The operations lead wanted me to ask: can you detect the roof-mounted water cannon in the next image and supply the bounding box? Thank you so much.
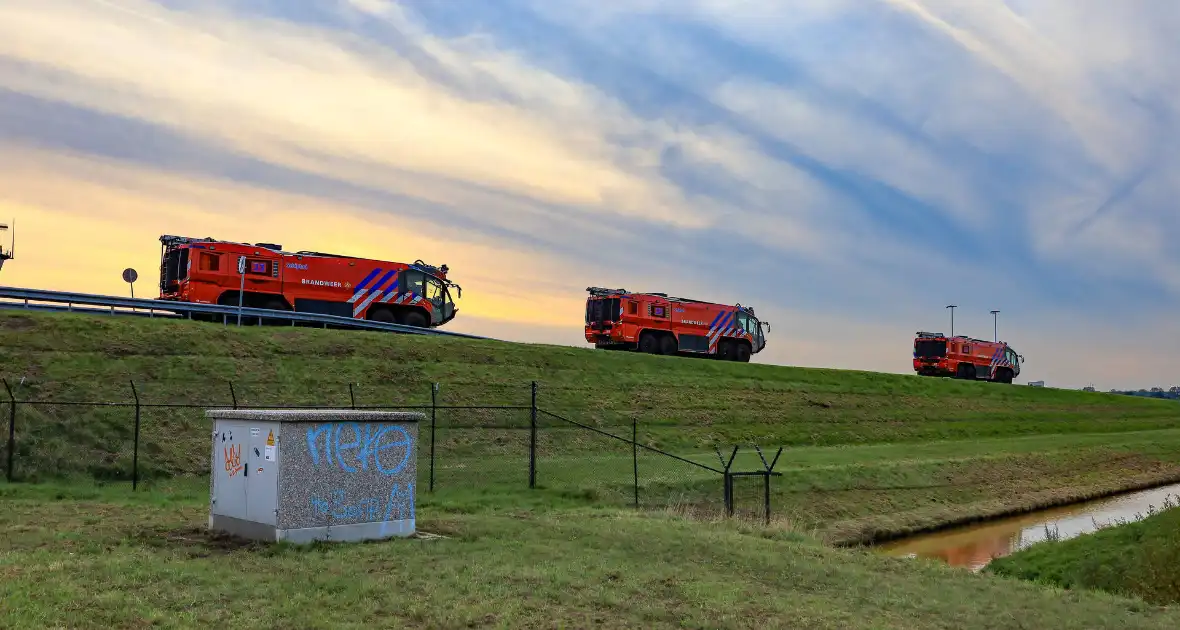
[587,287,630,297]
[412,259,448,277]
[412,259,461,298]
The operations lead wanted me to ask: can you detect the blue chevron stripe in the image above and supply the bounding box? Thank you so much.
[354,268,383,292]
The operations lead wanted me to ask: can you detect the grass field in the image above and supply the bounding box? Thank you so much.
[4,482,1180,629]
[6,310,1180,626]
[5,309,1180,546]
[987,498,1180,606]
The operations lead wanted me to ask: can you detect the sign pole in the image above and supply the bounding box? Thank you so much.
[237,256,246,326]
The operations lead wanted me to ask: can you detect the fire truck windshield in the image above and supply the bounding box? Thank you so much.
[425,275,456,324]
[159,245,189,293]
[915,339,947,358]
[736,311,766,352]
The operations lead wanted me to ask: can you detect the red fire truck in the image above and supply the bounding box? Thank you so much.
[158,235,461,328]
[584,287,769,362]
[912,331,1023,383]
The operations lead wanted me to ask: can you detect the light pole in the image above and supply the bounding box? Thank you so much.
[946,305,957,338]
[990,310,1000,342]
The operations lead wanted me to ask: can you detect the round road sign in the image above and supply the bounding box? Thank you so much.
[122,268,139,284]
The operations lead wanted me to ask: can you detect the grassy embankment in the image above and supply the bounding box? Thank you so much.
[987,498,1180,606]
[5,311,1180,626]
[4,310,1180,545]
[3,482,1180,629]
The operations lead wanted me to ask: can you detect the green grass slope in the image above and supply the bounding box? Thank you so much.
[3,482,1180,630]
[4,310,1180,543]
[987,498,1180,605]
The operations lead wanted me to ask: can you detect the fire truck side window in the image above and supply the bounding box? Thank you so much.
[402,270,426,297]
[629,301,638,315]
[198,252,220,272]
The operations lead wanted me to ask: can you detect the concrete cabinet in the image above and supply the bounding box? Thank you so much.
[208,409,422,543]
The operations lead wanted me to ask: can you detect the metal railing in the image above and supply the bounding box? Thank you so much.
[0,286,488,339]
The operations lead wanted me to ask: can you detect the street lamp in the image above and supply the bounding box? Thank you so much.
[946,305,957,338]
[990,310,1000,342]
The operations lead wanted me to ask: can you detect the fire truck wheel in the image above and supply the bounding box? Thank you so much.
[368,308,395,323]
[639,332,660,354]
[735,342,752,363]
[659,335,678,355]
[403,310,429,328]
[262,299,286,312]
[717,341,735,361]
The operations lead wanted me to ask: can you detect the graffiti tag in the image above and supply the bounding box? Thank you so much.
[305,423,412,475]
[308,484,415,524]
[224,443,242,477]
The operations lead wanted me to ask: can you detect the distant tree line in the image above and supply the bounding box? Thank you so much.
[1110,386,1180,401]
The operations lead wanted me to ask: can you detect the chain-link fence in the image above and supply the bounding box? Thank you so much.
[1,378,784,522]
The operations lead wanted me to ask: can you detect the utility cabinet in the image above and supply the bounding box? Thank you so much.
[207,409,422,543]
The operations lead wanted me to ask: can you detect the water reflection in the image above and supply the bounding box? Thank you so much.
[876,482,1180,572]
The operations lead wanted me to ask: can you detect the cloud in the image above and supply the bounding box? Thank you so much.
[0,0,710,228]
[0,0,1177,390]
[0,147,591,331]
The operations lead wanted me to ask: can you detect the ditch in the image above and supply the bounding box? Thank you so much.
[875,481,1180,571]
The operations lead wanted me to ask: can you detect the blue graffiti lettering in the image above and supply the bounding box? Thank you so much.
[334,424,360,473]
[382,482,415,522]
[375,428,412,475]
[305,423,412,475]
[309,484,415,524]
[306,424,333,466]
[308,489,383,522]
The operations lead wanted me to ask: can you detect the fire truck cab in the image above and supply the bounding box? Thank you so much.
[913,331,1022,383]
[584,287,769,362]
[158,235,461,328]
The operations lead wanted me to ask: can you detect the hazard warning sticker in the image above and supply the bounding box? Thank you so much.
[264,429,277,461]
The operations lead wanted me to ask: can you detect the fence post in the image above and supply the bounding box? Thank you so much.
[529,381,537,490]
[130,380,141,491]
[763,473,770,526]
[228,381,238,409]
[429,382,438,493]
[632,416,639,508]
[763,447,783,526]
[349,383,357,409]
[3,378,14,483]
[716,446,738,517]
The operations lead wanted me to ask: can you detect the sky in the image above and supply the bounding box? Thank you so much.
[0,0,1177,390]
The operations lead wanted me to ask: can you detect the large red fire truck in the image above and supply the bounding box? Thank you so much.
[158,235,461,328]
[912,331,1023,383]
[584,287,769,362]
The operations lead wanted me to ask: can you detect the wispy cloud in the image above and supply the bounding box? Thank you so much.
[0,0,1177,389]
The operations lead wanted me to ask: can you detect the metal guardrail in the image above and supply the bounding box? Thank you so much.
[0,286,488,339]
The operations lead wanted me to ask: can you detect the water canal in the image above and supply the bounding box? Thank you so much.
[876,482,1180,572]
